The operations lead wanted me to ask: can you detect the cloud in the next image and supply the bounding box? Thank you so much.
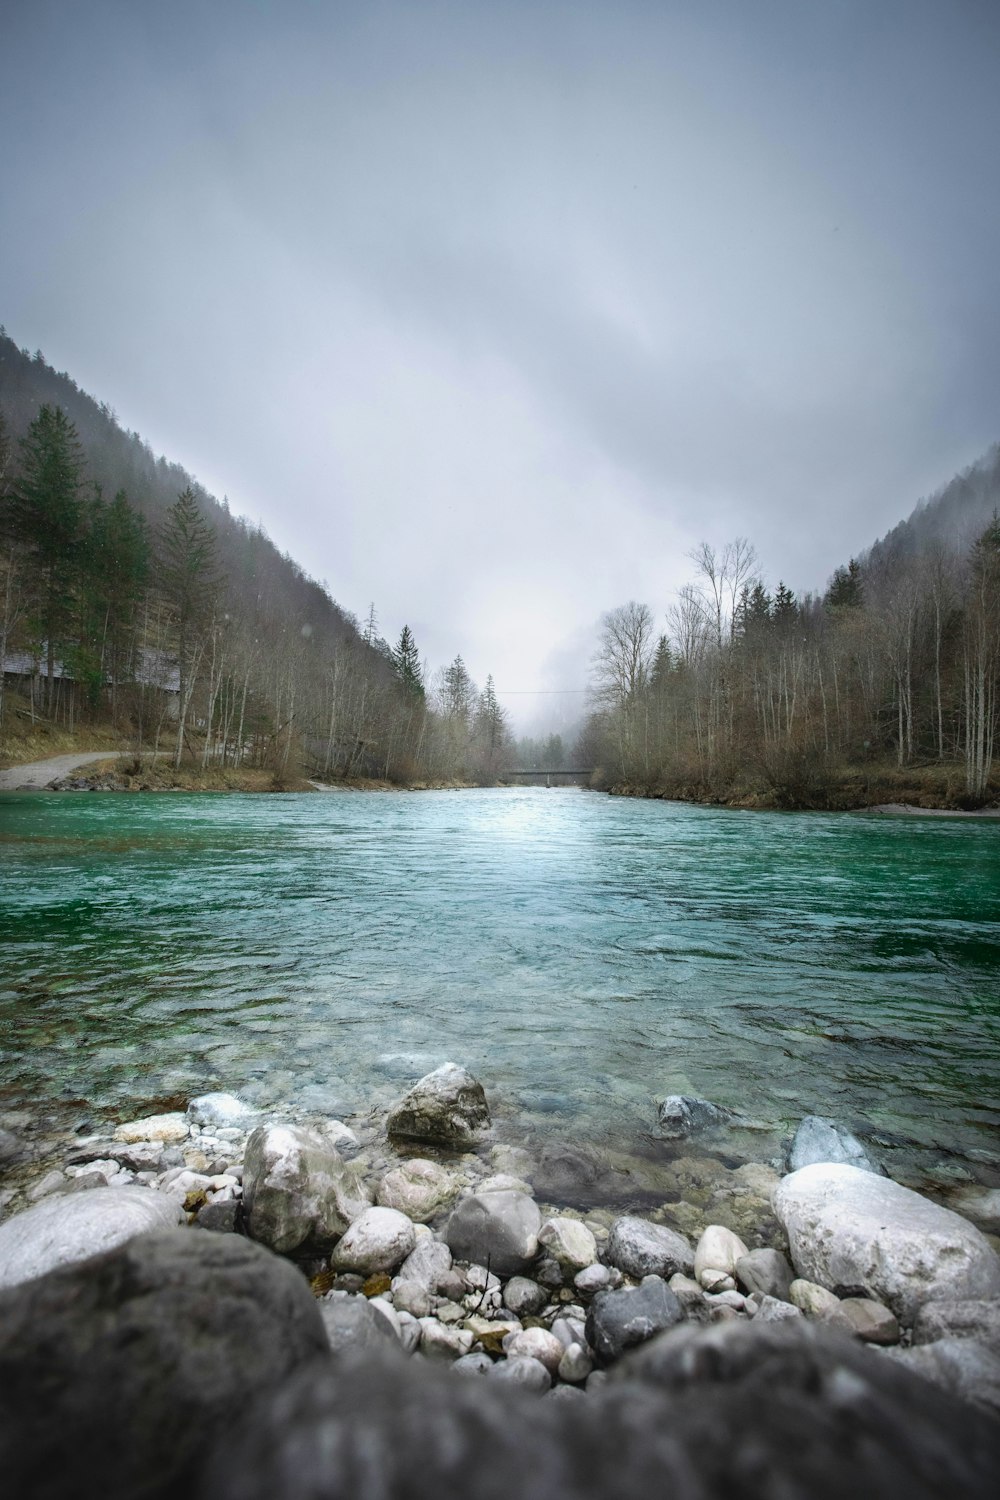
[2,0,998,726]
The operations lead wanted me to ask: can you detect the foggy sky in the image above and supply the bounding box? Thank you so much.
[3,0,999,731]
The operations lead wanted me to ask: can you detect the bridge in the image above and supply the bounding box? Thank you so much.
[498,767,594,787]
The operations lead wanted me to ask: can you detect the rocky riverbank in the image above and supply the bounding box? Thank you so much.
[1,1064,998,1498]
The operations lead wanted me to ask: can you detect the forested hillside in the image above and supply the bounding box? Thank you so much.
[583,451,1000,807]
[0,331,511,782]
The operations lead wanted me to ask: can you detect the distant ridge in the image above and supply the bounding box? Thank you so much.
[863,441,1000,573]
[0,328,361,649]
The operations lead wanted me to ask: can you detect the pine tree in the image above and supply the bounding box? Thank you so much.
[472,673,510,779]
[826,558,863,609]
[82,488,150,716]
[392,624,424,698]
[11,405,86,710]
[159,488,219,765]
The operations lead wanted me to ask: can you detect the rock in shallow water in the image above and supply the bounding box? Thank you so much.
[774,1163,1000,1324]
[787,1116,882,1175]
[386,1063,490,1147]
[657,1094,730,1138]
[0,1186,184,1289]
[186,1093,256,1128]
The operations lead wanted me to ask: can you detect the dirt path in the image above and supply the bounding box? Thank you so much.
[0,751,123,791]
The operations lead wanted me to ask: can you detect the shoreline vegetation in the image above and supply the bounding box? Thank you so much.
[1,734,998,812]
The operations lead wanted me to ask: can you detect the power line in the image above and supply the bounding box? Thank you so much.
[494,687,590,695]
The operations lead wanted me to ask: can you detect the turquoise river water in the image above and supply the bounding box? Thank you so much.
[0,787,997,1189]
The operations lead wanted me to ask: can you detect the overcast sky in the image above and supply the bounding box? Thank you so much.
[2,0,998,730]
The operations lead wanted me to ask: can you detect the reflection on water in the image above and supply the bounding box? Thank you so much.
[0,788,997,1184]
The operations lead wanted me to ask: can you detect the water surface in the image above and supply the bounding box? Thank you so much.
[1,788,997,1186]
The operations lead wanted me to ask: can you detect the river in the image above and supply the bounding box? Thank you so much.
[0,787,997,1192]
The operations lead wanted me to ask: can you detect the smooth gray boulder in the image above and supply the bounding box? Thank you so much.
[0,1229,329,1500]
[912,1298,1000,1353]
[396,1236,453,1292]
[883,1338,1000,1415]
[242,1123,371,1254]
[445,1189,541,1277]
[605,1215,694,1279]
[489,1354,552,1390]
[386,1063,490,1147]
[657,1094,730,1138]
[330,1207,416,1274]
[200,1322,1000,1500]
[586,1277,685,1365]
[319,1293,400,1355]
[839,1297,900,1344]
[504,1274,548,1317]
[736,1248,794,1302]
[775,1163,1000,1324]
[0,1186,184,1289]
[787,1115,882,1174]
[755,1294,804,1323]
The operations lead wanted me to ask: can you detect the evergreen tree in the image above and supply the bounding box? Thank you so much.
[826,558,863,609]
[83,488,150,715]
[472,674,510,779]
[392,624,424,698]
[10,405,85,708]
[650,633,674,688]
[159,487,219,765]
[772,581,798,630]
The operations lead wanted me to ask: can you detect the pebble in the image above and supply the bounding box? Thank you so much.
[840,1297,900,1345]
[505,1327,564,1372]
[452,1352,495,1376]
[574,1263,612,1294]
[418,1319,474,1361]
[557,1343,593,1383]
[504,1276,548,1318]
[488,1355,551,1391]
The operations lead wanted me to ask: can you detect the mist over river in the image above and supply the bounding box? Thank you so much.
[1,788,997,1191]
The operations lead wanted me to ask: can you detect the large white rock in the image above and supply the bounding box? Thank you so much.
[242,1124,372,1255]
[376,1160,460,1223]
[775,1163,1000,1324]
[694,1225,749,1281]
[0,1187,184,1289]
[113,1113,189,1145]
[330,1207,416,1274]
